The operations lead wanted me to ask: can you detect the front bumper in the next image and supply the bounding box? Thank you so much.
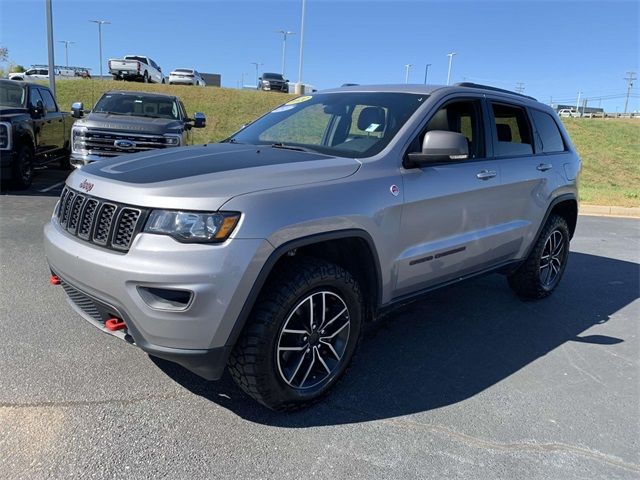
[44,216,273,379]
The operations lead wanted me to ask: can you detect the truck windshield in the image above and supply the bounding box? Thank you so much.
[263,73,284,80]
[0,82,26,107]
[227,92,426,158]
[93,93,179,119]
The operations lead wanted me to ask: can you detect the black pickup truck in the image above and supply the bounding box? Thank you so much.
[0,79,72,188]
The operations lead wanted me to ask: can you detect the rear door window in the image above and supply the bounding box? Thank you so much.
[490,102,533,157]
[531,110,565,153]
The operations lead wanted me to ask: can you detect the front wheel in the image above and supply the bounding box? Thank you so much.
[11,144,34,189]
[228,258,363,410]
[508,214,570,299]
[143,71,149,83]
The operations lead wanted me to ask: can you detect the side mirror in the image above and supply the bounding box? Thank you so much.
[405,130,469,168]
[192,112,206,128]
[258,77,262,81]
[285,79,290,82]
[31,99,45,117]
[71,101,84,118]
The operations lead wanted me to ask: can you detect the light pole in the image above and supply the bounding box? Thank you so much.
[576,91,582,112]
[277,30,294,77]
[297,0,307,93]
[240,72,247,89]
[423,63,431,84]
[446,52,456,85]
[404,64,412,84]
[251,62,263,86]
[45,0,55,95]
[89,19,110,80]
[58,40,75,67]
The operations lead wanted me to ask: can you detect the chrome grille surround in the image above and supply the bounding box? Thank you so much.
[56,187,148,252]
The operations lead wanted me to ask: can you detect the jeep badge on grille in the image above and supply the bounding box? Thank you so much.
[79,179,94,192]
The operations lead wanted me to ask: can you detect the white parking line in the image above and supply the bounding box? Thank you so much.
[38,181,65,193]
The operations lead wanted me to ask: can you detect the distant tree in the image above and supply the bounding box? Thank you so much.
[0,46,8,63]
[10,64,25,73]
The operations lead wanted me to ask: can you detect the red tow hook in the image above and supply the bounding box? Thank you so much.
[50,275,61,285]
[105,318,127,332]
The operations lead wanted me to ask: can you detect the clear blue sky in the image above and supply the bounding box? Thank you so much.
[1,0,638,112]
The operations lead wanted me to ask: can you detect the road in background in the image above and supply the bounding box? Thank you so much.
[0,190,638,479]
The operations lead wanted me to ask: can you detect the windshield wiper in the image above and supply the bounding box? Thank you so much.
[270,142,313,153]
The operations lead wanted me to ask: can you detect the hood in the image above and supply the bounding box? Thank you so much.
[76,112,183,135]
[66,143,361,211]
[0,107,29,121]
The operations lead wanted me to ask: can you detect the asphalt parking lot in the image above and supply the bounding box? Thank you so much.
[1,167,638,479]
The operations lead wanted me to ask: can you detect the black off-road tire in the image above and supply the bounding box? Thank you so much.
[228,258,363,411]
[11,144,34,190]
[508,214,570,299]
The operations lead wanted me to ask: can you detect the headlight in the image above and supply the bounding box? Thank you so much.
[164,134,181,146]
[0,122,11,150]
[71,126,87,154]
[144,210,240,243]
[262,80,270,85]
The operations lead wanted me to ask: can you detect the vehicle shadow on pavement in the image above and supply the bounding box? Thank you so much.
[152,251,638,426]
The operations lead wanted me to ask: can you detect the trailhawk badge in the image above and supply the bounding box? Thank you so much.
[79,179,94,192]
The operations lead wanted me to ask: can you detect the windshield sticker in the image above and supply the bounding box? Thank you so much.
[285,95,313,105]
[271,105,295,113]
[365,123,380,132]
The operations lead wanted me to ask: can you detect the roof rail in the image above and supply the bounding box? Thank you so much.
[454,82,537,101]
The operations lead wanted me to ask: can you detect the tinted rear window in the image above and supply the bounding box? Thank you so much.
[531,110,565,153]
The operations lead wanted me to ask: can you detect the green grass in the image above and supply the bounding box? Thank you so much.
[51,80,640,207]
[53,79,295,144]
[562,118,640,207]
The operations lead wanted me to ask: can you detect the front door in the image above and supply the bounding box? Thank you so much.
[394,97,514,298]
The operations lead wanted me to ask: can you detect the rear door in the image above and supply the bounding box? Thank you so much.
[491,101,573,255]
[486,100,558,258]
[395,96,514,297]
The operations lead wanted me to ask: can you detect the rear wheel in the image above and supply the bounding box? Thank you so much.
[11,144,34,190]
[508,214,570,299]
[228,258,363,410]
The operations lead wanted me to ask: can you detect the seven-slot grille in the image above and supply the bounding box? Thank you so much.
[57,187,147,252]
[74,129,172,156]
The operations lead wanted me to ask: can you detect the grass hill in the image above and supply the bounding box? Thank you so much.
[53,80,639,207]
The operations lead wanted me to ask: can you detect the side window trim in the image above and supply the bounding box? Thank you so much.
[486,98,536,159]
[38,88,58,112]
[402,94,488,164]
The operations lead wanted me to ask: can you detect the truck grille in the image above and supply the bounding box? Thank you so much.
[74,129,174,157]
[57,187,148,252]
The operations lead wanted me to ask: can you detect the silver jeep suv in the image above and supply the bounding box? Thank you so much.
[44,83,580,410]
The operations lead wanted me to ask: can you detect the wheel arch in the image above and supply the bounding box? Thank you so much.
[225,229,383,351]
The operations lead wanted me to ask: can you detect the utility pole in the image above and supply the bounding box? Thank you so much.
[423,63,431,85]
[89,20,110,80]
[251,62,262,86]
[446,52,456,85]
[623,71,636,114]
[297,0,307,94]
[45,0,55,95]
[240,72,247,89]
[576,91,582,112]
[277,30,294,77]
[515,82,525,94]
[58,40,75,67]
[404,64,412,84]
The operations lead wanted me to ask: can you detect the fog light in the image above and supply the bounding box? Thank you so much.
[137,286,193,311]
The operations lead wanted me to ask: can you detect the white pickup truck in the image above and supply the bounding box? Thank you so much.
[108,55,164,83]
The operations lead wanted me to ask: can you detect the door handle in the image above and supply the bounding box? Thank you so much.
[537,163,553,172]
[476,170,497,180]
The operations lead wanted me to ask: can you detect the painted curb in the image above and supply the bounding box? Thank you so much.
[580,204,640,218]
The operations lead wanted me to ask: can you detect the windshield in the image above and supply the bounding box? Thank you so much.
[93,93,179,119]
[0,83,26,107]
[227,92,426,158]
[263,73,284,80]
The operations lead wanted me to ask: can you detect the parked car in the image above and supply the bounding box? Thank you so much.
[0,79,71,188]
[109,55,164,83]
[558,109,581,118]
[8,66,89,81]
[44,83,580,410]
[168,68,205,86]
[68,90,205,167]
[258,72,289,92]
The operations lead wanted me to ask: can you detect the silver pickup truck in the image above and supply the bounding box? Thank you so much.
[44,83,580,410]
[69,90,205,167]
[108,55,164,83]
